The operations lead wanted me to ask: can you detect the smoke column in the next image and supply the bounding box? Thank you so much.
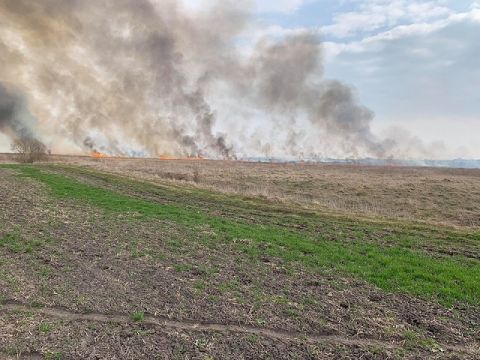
[0,0,429,159]
[0,82,39,141]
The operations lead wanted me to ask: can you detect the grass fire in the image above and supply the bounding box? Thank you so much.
[0,1,479,359]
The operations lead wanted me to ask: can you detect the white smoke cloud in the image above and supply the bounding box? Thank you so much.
[0,0,449,159]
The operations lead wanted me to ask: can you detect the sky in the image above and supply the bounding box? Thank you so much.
[251,0,480,158]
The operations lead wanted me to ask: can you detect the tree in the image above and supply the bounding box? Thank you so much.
[11,136,47,163]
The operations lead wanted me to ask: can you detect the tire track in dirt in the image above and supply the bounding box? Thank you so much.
[1,302,478,354]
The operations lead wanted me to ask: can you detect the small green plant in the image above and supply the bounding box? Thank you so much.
[402,330,422,349]
[174,264,191,272]
[367,345,385,355]
[44,350,63,360]
[283,308,299,318]
[194,338,210,351]
[38,266,52,277]
[131,311,145,322]
[38,322,51,333]
[0,270,18,285]
[0,233,23,253]
[20,311,34,318]
[255,318,266,326]
[218,280,240,293]
[246,334,259,344]
[193,280,206,291]
[4,346,19,356]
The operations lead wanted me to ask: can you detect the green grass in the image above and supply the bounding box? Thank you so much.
[0,233,51,254]
[0,233,24,253]
[193,280,206,291]
[4,346,21,357]
[5,165,480,307]
[41,164,480,257]
[131,311,145,322]
[44,350,63,360]
[38,322,52,333]
[38,266,52,278]
[174,264,193,272]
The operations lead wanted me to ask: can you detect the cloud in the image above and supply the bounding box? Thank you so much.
[255,0,312,14]
[182,0,313,15]
[323,7,480,58]
[323,6,480,157]
[321,0,452,38]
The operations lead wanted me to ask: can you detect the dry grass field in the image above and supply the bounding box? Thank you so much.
[1,155,479,359]
[47,155,480,229]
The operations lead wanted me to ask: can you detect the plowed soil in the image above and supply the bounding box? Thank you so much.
[1,164,479,359]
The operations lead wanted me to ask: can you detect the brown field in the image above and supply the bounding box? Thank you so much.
[40,154,480,229]
[1,155,479,359]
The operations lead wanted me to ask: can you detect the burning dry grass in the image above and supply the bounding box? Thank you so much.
[8,154,480,229]
[90,151,109,159]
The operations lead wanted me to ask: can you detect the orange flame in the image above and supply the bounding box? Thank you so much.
[90,151,108,159]
[159,155,178,160]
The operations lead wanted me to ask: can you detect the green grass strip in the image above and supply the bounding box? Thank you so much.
[9,165,480,307]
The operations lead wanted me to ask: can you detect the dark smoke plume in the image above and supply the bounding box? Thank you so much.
[0,0,425,159]
[0,84,18,135]
[0,82,38,141]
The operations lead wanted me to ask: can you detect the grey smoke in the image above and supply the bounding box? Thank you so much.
[242,33,388,157]
[0,84,17,134]
[0,82,37,141]
[0,0,422,159]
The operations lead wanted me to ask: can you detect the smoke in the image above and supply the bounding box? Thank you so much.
[0,82,39,141]
[0,0,431,159]
[0,84,19,135]
[242,33,387,157]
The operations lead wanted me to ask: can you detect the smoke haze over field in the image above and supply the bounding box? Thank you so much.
[0,0,452,159]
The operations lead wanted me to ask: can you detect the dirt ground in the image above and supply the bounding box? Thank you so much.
[0,161,479,359]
